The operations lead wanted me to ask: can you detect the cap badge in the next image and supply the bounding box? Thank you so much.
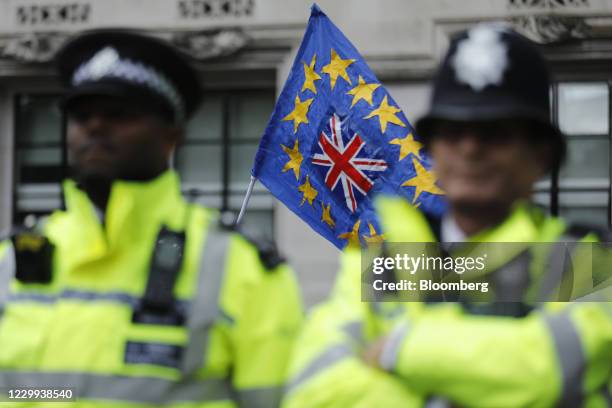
[87,47,120,80]
[452,25,508,92]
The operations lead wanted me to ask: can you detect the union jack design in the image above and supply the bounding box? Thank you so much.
[312,113,388,212]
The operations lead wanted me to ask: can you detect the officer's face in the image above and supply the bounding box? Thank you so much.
[66,96,181,182]
[429,120,549,211]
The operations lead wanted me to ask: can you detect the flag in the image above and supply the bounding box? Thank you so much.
[251,3,446,249]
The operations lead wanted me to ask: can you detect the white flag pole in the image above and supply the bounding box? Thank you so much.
[236,176,257,225]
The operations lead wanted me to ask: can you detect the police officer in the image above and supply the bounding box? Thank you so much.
[0,29,302,407]
[282,25,611,407]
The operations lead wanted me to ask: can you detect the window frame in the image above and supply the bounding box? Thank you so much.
[545,79,612,227]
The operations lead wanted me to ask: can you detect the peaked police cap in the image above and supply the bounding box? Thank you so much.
[56,29,202,123]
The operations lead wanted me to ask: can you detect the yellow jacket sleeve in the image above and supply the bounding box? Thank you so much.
[282,248,423,408]
[378,239,612,407]
[382,302,612,407]
[224,234,304,407]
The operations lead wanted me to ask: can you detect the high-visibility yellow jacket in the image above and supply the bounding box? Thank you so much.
[0,170,303,408]
[283,197,611,408]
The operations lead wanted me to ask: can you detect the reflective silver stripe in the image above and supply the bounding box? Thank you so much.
[8,292,55,303]
[491,249,531,302]
[370,301,384,315]
[0,371,231,404]
[7,289,190,312]
[379,322,410,372]
[544,312,585,407]
[62,289,140,306]
[369,301,404,318]
[340,321,363,345]
[424,397,452,408]
[602,386,612,406]
[538,241,578,301]
[286,344,352,394]
[181,224,230,376]
[236,386,284,408]
[0,245,15,317]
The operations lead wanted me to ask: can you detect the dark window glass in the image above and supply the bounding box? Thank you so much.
[542,81,611,227]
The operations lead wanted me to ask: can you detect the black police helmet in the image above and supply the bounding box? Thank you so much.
[415,24,565,169]
[56,29,203,123]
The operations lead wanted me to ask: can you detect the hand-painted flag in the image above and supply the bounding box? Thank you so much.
[251,3,446,249]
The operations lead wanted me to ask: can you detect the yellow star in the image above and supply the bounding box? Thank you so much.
[302,54,322,94]
[322,49,355,90]
[338,219,361,247]
[347,75,380,108]
[283,95,314,133]
[401,157,445,203]
[363,223,385,244]
[321,202,335,229]
[281,139,303,180]
[389,132,423,161]
[364,95,406,134]
[298,175,318,206]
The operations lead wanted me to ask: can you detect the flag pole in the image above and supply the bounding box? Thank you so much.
[236,176,257,225]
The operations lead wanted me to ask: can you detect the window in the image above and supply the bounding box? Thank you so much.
[12,89,277,237]
[175,89,276,238]
[13,93,66,223]
[533,81,611,227]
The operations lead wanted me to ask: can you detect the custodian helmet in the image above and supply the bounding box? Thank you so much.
[415,24,565,167]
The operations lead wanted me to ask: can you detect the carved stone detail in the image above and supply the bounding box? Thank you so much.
[16,3,90,26]
[0,33,67,63]
[172,29,250,59]
[511,15,590,43]
[508,0,588,9]
[178,0,254,19]
[0,28,250,64]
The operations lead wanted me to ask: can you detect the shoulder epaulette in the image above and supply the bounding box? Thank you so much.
[217,214,285,271]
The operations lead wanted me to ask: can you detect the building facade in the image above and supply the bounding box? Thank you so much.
[1,0,611,306]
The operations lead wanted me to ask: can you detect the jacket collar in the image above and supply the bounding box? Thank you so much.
[378,195,559,243]
[467,201,540,243]
[55,170,188,264]
[377,196,566,265]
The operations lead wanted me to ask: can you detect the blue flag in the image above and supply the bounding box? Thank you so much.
[252,4,446,249]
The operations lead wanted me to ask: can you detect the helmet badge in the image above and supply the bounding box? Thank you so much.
[452,25,509,92]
